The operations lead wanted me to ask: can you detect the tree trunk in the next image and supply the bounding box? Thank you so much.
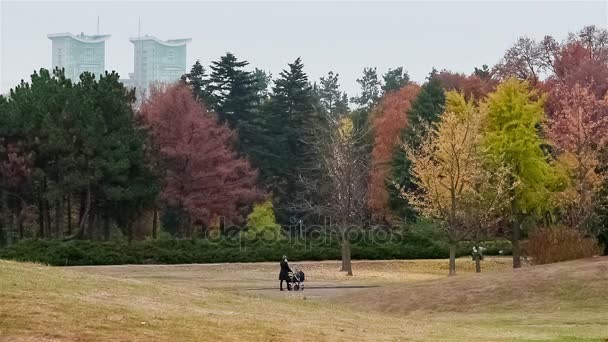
[448,243,457,276]
[103,211,111,241]
[152,207,158,239]
[44,199,52,239]
[75,183,91,240]
[473,242,482,273]
[512,220,522,269]
[66,196,72,236]
[340,242,347,271]
[16,200,24,240]
[38,198,44,238]
[0,189,8,247]
[55,198,64,239]
[127,224,134,245]
[341,241,353,276]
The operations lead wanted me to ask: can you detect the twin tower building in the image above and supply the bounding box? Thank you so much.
[47,31,191,93]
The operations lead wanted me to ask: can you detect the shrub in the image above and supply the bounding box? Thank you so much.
[524,226,601,265]
[246,200,281,236]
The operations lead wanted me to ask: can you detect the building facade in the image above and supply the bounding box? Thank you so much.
[47,32,110,81]
[129,35,191,92]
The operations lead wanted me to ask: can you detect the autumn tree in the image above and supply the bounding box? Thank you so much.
[368,84,419,221]
[405,91,510,275]
[549,84,608,230]
[139,84,261,235]
[493,36,559,84]
[483,78,557,268]
[436,69,498,102]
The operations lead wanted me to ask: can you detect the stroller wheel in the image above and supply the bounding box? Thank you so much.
[294,284,300,291]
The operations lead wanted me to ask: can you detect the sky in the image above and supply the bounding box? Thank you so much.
[1,0,607,97]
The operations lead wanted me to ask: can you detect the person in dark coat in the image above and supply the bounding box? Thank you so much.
[279,255,292,291]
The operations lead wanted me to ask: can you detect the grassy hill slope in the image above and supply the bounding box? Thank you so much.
[335,257,608,315]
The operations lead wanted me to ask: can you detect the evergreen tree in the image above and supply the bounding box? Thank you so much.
[474,64,492,79]
[183,60,213,105]
[207,53,259,128]
[205,53,267,162]
[262,58,322,222]
[382,67,410,94]
[0,68,159,240]
[351,67,380,113]
[317,71,349,118]
[389,70,446,221]
[252,68,272,104]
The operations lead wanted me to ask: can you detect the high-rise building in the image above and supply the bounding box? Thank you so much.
[47,32,110,81]
[129,35,191,92]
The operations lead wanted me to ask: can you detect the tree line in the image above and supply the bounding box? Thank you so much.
[0,25,607,274]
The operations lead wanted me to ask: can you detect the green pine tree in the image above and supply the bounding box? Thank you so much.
[183,60,213,105]
[382,67,410,94]
[261,58,323,222]
[207,53,259,128]
[317,71,349,118]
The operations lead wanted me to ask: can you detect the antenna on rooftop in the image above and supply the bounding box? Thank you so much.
[97,16,100,35]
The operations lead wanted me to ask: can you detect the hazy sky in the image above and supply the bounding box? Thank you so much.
[1,1,607,96]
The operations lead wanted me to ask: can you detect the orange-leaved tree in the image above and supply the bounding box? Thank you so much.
[368,84,419,220]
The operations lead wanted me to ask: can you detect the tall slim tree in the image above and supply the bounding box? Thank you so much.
[296,116,369,275]
[259,58,322,223]
[389,71,446,221]
[368,84,420,220]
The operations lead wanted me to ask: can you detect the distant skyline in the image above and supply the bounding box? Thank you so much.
[1,1,607,97]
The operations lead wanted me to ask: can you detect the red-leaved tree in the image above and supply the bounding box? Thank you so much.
[139,84,261,235]
[436,70,498,102]
[368,84,419,218]
[548,83,608,229]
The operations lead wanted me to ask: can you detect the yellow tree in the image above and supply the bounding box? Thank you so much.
[483,78,557,269]
[405,91,510,275]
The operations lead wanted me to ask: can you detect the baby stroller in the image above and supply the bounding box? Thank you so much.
[288,268,305,291]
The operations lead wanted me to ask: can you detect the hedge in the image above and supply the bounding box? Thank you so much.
[0,234,511,266]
